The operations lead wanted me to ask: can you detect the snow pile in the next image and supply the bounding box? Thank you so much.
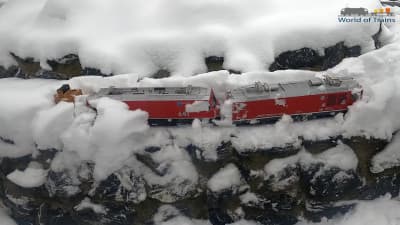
[74,197,107,214]
[371,132,400,173]
[0,0,381,76]
[0,78,58,157]
[6,162,48,188]
[297,195,400,225]
[32,101,74,150]
[139,144,199,203]
[208,163,242,193]
[61,97,149,180]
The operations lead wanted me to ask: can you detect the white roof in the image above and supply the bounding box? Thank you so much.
[229,76,361,101]
[88,86,212,101]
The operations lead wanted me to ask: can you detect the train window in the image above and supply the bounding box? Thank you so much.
[154,87,167,94]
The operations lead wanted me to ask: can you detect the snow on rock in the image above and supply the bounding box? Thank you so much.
[297,195,400,225]
[208,163,242,193]
[140,144,199,203]
[264,143,358,190]
[0,0,381,76]
[371,132,400,173]
[74,197,107,215]
[6,162,47,188]
[153,205,211,225]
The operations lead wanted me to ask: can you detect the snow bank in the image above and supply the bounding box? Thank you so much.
[297,195,400,225]
[208,163,242,192]
[6,162,47,188]
[0,0,381,76]
[0,78,59,157]
[371,132,400,173]
[62,97,149,180]
[32,101,74,150]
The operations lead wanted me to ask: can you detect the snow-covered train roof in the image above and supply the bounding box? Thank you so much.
[89,86,212,101]
[229,76,362,101]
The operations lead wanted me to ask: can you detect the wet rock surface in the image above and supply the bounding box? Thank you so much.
[0,136,397,225]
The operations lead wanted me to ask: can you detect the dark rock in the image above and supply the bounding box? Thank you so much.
[9,53,108,79]
[45,161,93,198]
[94,168,146,204]
[372,22,383,49]
[46,54,82,78]
[10,53,41,78]
[0,155,32,176]
[269,42,361,72]
[269,48,321,71]
[304,201,355,222]
[300,166,362,201]
[80,67,108,76]
[242,206,298,225]
[38,204,78,225]
[359,173,400,200]
[152,69,170,79]
[205,56,224,72]
[0,65,19,78]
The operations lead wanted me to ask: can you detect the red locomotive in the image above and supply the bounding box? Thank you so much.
[228,76,362,124]
[55,75,362,125]
[88,86,219,125]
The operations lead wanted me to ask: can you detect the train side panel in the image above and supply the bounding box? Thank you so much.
[124,99,218,119]
[232,91,354,122]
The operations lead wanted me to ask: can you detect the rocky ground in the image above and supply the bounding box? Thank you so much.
[0,135,399,225]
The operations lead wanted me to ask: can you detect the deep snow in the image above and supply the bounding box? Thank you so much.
[0,0,382,76]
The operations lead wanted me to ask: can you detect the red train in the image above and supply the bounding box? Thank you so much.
[56,76,362,125]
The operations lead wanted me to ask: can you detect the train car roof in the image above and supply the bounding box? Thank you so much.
[88,86,212,101]
[229,76,362,101]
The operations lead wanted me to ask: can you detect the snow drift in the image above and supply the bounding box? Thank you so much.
[0,0,381,76]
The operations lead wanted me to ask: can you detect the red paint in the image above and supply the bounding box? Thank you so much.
[123,90,219,119]
[232,91,355,122]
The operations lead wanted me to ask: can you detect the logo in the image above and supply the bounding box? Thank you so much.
[338,7,396,23]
